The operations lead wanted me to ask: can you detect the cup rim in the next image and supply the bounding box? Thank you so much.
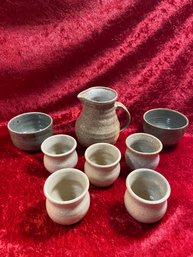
[41,134,77,157]
[143,108,189,130]
[125,133,163,155]
[7,112,53,135]
[126,168,171,205]
[85,143,121,168]
[44,168,89,205]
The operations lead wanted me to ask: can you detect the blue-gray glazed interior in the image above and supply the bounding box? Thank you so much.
[144,109,188,129]
[8,112,52,133]
[88,88,117,102]
[8,112,53,151]
[78,87,118,104]
[143,108,189,146]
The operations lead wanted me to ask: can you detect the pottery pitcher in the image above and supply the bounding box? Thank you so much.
[75,87,131,147]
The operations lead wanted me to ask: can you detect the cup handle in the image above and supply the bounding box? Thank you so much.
[115,102,131,132]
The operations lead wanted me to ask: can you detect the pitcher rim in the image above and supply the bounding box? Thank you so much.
[77,86,118,104]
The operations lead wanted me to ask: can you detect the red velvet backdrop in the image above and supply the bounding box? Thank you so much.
[0,0,193,256]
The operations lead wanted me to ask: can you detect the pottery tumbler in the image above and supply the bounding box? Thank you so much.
[125,133,163,170]
[84,143,121,187]
[124,168,171,223]
[41,134,78,173]
[44,168,90,225]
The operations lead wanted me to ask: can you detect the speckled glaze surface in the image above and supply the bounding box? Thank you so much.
[75,87,131,147]
[143,108,189,146]
[84,143,121,187]
[41,134,78,173]
[44,168,90,225]
[125,133,163,170]
[124,168,171,224]
[8,112,53,151]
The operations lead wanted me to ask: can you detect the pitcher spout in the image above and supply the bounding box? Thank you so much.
[77,87,118,104]
[77,93,86,102]
[77,88,90,102]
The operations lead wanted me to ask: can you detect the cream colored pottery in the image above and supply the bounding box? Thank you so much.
[41,134,78,173]
[125,133,163,170]
[44,168,90,225]
[84,143,121,187]
[124,168,171,223]
[75,87,131,147]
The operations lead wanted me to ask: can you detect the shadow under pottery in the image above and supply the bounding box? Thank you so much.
[19,201,62,241]
[109,202,157,238]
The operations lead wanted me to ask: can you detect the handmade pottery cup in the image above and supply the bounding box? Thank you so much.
[8,112,53,151]
[44,168,90,225]
[41,134,78,173]
[143,108,189,146]
[125,133,163,170]
[84,143,121,187]
[124,168,171,223]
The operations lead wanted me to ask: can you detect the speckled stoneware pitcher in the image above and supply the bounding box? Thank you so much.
[75,87,131,147]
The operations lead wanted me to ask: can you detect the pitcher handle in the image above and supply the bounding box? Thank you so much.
[115,102,131,132]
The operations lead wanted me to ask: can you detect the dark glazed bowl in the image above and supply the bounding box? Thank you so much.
[8,112,53,151]
[143,108,189,146]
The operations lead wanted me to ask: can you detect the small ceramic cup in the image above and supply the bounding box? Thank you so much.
[143,108,189,146]
[125,133,163,170]
[84,143,121,187]
[124,168,171,223]
[44,168,90,225]
[8,112,53,151]
[41,134,78,173]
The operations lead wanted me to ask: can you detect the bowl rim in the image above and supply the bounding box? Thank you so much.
[44,168,89,205]
[41,134,77,157]
[143,108,189,130]
[125,132,163,155]
[126,168,171,205]
[7,112,53,135]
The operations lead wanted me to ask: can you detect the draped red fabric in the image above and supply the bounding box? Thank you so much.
[0,0,193,256]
